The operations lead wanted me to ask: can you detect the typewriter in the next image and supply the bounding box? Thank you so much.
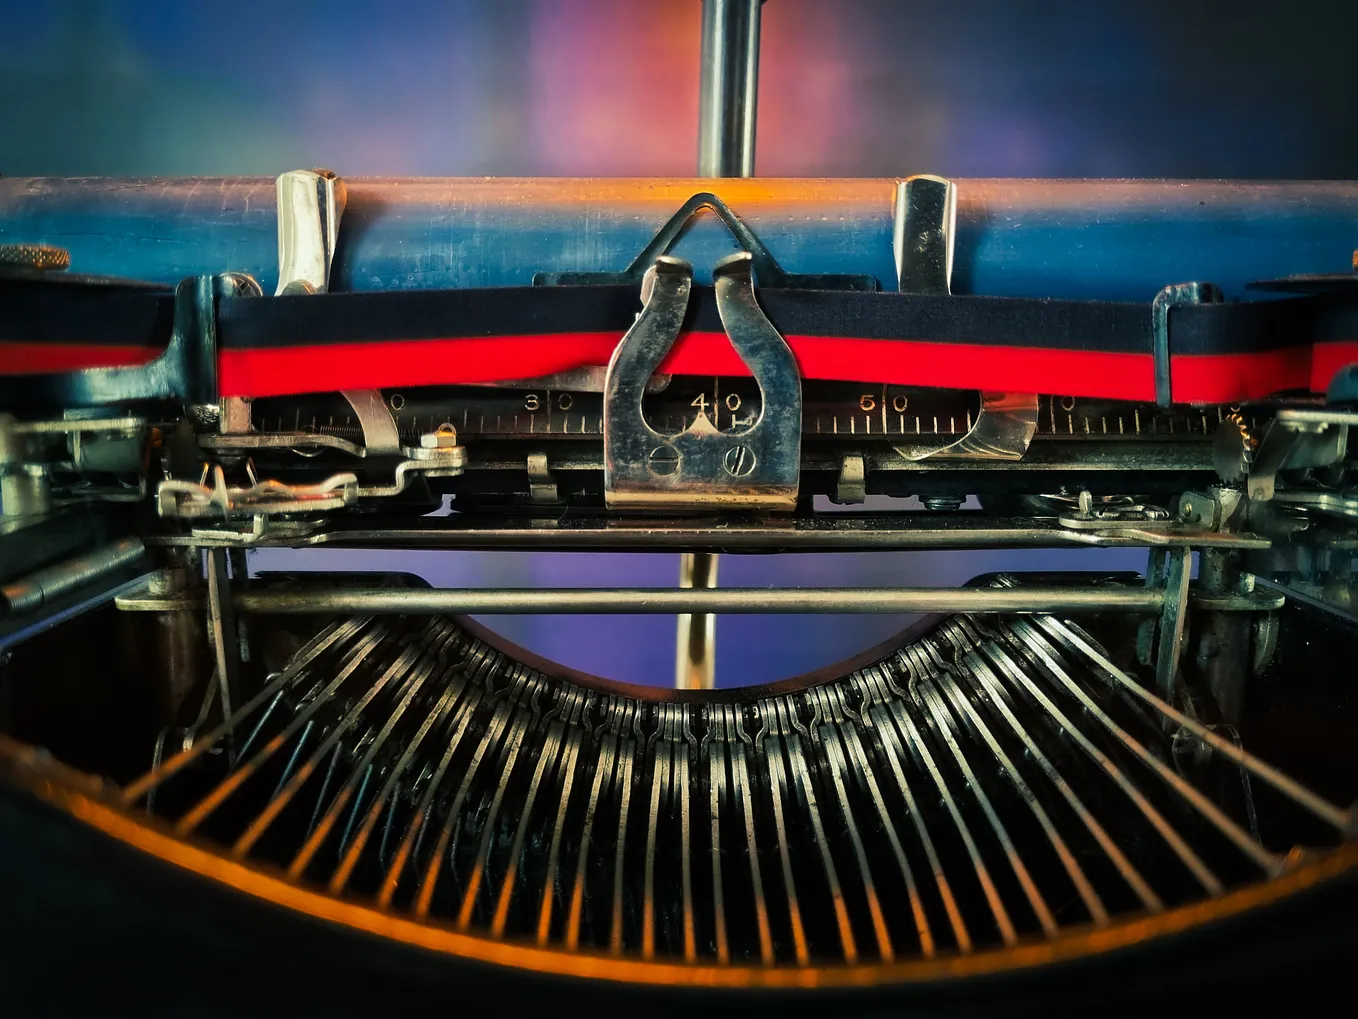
[1,4,1356,1015]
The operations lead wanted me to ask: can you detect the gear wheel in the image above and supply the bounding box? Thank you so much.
[1213,411,1255,483]
[0,243,70,272]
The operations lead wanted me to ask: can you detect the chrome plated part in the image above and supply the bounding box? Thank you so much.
[159,466,358,520]
[1060,490,1172,530]
[215,583,1165,616]
[527,453,559,504]
[604,254,801,509]
[1151,282,1224,408]
[341,390,403,456]
[697,0,762,178]
[113,577,1283,615]
[149,514,1273,551]
[276,170,402,467]
[0,463,52,518]
[894,392,1039,463]
[474,367,671,394]
[670,0,734,681]
[1177,488,1243,531]
[159,450,465,530]
[274,169,346,295]
[354,452,467,498]
[835,453,867,504]
[675,551,719,690]
[894,175,958,295]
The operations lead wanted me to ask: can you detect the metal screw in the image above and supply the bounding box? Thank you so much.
[722,445,755,477]
[647,445,681,476]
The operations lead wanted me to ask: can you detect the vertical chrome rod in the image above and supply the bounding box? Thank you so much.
[681,0,764,682]
[676,552,719,689]
[698,0,762,177]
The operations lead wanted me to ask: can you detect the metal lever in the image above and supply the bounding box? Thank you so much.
[275,168,346,295]
[604,252,801,510]
[891,175,1038,463]
[1152,282,1223,408]
[273,168,401,454]
[894,174,957,295]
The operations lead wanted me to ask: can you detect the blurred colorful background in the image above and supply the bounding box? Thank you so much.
[6,0,1358,178]
[4,0,1356,685]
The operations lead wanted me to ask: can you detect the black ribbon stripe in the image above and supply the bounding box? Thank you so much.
[3,277,1354,357]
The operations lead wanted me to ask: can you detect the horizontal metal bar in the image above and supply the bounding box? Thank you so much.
[222,585,1165,616]
[115,579,1279,617]
[9,416,146,435]
[149,514,1271,552]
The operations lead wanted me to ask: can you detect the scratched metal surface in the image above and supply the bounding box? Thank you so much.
[3,177,1358,299]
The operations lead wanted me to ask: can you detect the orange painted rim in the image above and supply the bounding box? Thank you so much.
[4,735,1355,990]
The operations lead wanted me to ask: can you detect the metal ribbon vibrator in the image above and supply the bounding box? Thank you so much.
[2,7,1357,1015]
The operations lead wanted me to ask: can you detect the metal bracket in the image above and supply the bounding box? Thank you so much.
[1061,490,1171,531]
[0,272,256,412]
[535,191,878,291]
[1152,282,1223,408]
[894,174,957,295]
[835,453,866,504]
[891,177,1036,464]
[159,465,358,519]
[527,453,559,504]
[1177,487,1243,531]
[1247,407,1352,502]
[604,253,801,510]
